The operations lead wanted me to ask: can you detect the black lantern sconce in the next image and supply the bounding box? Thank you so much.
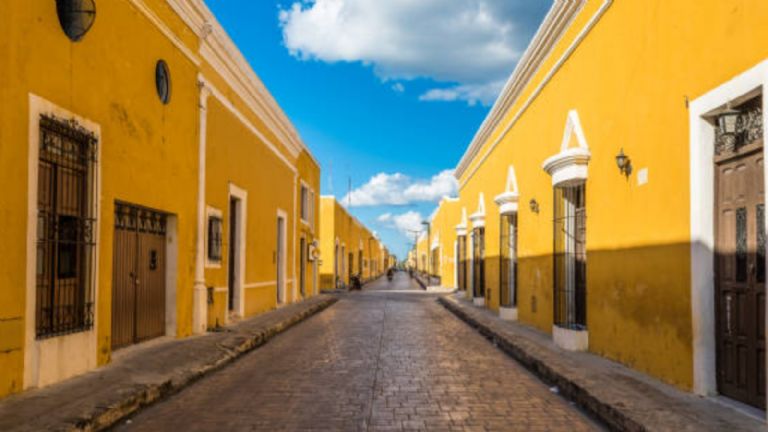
[716,102,742,154]
[529,198,540,214]
[56,0,96,42]
[615,148,632,177]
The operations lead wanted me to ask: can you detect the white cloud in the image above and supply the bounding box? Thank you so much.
[378,211,425,238]
[391,82,405,93]
[279,0,546,105]
[419,80,505,106]
[343,170,457,207]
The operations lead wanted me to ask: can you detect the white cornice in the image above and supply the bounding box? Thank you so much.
[454,0,613,187]
[543,110,591,186]
[166,0,320,167]
[127,0,201,65]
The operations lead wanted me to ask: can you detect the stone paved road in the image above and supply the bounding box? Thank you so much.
[114,273,601,432]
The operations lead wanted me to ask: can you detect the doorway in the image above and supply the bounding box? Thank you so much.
[111,203,167,350]
[299,236,306,297]
[276,213,286,304]
[228,197,239,312]
[714,109,765,409]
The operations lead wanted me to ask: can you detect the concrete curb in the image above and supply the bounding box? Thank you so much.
[438,296,645,432]
[78,296,338,432]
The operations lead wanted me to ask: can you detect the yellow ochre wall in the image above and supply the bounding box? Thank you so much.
[0,0,321,399]
[319,197,386,289]
[428,198,462,288]
[455,0,768,391]
[0,0,199,397]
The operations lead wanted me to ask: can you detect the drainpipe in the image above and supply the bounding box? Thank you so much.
[193,77,211,335]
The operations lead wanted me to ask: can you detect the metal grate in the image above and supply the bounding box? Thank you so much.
[500,213,518,308]
[553,184,587,329]
[472,227,485,298]
[36,115,97,339]
[457,235,467,291]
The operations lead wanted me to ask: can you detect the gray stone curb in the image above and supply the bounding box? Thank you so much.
[87,296,339,432]
[0,295,338,432]
[437,295,764,432]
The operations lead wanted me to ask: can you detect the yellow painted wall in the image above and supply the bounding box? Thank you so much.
[454,0,768,390]
[319,197,385,289]
[0,0,199,397]
[429,198,462,288]
[0,0,320,399]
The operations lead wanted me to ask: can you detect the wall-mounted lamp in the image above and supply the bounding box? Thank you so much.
[529,199,540,214]
[716,102,742,154]
[56,0,97,42]
[615,148,632,177]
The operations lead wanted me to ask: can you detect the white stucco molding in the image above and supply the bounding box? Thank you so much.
[431,231,440,251]
[543,110,591,186]
[553,326,589,351]
[494,165,520,215]
[455,207,468,236]
[469,194,486,228]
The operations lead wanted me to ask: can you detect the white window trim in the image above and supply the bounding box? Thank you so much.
[543,110,591,187]
[25,94,101,390]
[688,60,768,405]
[204,206,223,269]
[299,179,316,232]
[469,193,486,229]
[494,165,520,215]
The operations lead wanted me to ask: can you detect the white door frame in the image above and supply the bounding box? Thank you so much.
[276,209,288,304]
[228,183,247,318]
[688,59,768,408]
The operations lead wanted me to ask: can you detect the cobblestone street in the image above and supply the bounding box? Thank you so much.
[114,273,600,431]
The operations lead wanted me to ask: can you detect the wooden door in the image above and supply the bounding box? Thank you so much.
[715,142,766,409]
[112,203,166,350]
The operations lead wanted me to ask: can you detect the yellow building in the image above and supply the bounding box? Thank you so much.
[421,197,462,289]
[319,197,387,289]
[445,0,768,412]
[0,0,319,399]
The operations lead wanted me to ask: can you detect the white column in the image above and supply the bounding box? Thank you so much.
[193,78,211,335]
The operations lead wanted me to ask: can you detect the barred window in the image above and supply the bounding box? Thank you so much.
[500,213,518,308]
[472,227,485,298]
[457,235,467,291]
[208,216,223,262]
[36,115,97,339]
[553,183,587,329]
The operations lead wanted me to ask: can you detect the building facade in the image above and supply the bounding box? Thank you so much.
[318,197,387,290]
[0,0,320,399]
[432,0,768,413]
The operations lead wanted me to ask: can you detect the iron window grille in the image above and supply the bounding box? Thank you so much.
[207,216,222,262]
[36,114,97,339]
[500,213,518,308]
[472,227,485,298]
[457,235,467,291]
[553,184,587,330]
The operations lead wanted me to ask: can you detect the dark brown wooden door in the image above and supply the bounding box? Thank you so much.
[112,203,167,350]
[715,142,766,409]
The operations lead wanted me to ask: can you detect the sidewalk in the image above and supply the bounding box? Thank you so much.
[0,295,338,432]
[439,293,765,432]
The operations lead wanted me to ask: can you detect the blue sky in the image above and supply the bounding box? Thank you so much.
[206,0,550,259]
